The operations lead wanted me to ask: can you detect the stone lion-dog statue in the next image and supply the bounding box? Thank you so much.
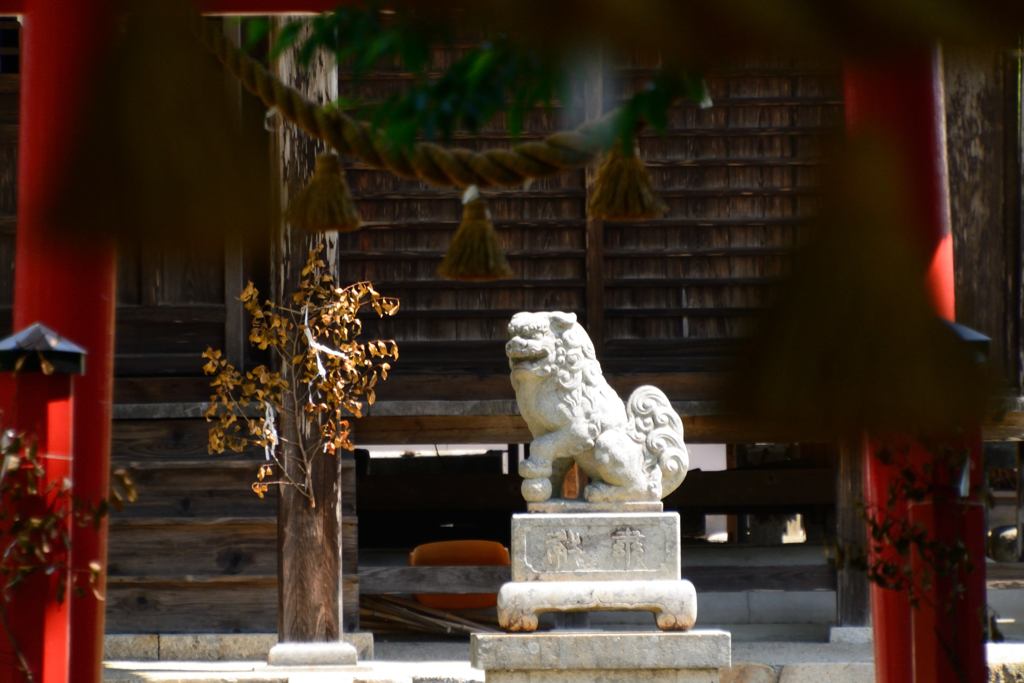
[506,311,689,503]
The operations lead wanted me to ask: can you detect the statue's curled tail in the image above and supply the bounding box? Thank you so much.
[626,385,689,498]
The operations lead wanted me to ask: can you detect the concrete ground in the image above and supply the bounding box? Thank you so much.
[102,634,1024,683]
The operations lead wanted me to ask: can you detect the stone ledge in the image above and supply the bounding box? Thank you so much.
[778,662,873,683]
[827,627,872,645]
[104,632,374,662]
[471,630,731,671]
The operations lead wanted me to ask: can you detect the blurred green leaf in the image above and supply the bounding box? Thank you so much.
[242,17,269,52]
[264,4,706,152]
[270,19,304,61]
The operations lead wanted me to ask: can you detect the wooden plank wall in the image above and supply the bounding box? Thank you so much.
[114,239,228,376]
[106,416,360,633]
[336,45,588,376]
[335,54,844,378]
[603,57,839,369]
[106,418,279,633]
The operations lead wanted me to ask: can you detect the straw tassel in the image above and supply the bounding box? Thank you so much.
[588,145,667,221]
[285,153,361,233]
[438,186,514,281]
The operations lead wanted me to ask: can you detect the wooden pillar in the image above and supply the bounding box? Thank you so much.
[267,18,355,663]
[221,19,247,369]
[835,437,869,626]
[582,55,605,354]
[945,46,1023,395]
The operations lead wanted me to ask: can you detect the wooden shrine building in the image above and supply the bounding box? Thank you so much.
[0,22,1021,636]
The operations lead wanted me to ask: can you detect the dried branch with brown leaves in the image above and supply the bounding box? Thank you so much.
[203,245,399,507]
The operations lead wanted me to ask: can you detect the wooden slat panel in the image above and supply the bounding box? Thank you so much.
[114,353,220,377]
[334,41,586,355]
[113,303,227,376]
[114,376,214,403]
[107,515,358,580]
[112,419,244,460]
[110,460,277,518]
[105,576,278,633]
[108,517,276,576]
[111,370,731,409]
[600,59,840,350]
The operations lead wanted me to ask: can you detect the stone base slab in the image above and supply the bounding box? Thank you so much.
[511,512,680,582]
[267,640,358,666]
[498,579,697,632]
[472,630,730,682]
[828,626,872,644]
[485,668,719,682]
[104,632,374,662]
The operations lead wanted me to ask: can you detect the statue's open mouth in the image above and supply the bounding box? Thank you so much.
[506,339,547,367]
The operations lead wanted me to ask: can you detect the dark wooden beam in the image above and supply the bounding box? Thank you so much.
[583,54,605,353]
[835,437,869,626]
[112,396,1024,444]
[356,468,835,514]
[221,19,247,367]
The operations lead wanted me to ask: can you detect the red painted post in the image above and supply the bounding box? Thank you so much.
[5,3,335,679]
[861,442,913,683]
[0,371,74,683]
[845,49,987,682]
[0,324,85,683]
[14,2,116,681]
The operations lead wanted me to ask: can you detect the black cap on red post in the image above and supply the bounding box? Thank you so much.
[0,323,86,375]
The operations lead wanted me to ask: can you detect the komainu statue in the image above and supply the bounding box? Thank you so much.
[506,311,689,503]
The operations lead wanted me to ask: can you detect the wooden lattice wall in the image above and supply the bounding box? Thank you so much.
[336,54,843,380]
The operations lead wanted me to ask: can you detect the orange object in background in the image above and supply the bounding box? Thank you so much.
[409,540,510,610]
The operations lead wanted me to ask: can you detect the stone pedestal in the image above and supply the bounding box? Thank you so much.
[474,509,732,681]
[498,512,695,631]
[471,631,731,683]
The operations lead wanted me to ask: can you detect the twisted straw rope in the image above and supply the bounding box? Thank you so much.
[195,18,619,189]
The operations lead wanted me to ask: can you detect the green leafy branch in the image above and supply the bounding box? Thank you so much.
[241,3,709,151]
